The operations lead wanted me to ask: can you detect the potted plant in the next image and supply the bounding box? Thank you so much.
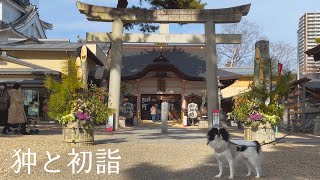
[232,72,293,143]
[45,59,113,146]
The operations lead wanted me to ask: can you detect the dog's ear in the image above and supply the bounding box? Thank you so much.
[219,128,230,142]
[207,128,218,141]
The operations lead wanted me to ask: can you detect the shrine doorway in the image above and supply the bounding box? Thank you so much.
[140,94,181,121]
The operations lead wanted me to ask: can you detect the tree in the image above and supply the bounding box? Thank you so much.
[44,59,83,121]
[116,0,207,32]
[217,19,262,67]
[269,41,297,72]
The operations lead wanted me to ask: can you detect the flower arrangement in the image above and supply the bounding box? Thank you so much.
[57,83,114,129]
[232,72,293,130]
[59,98,93,129]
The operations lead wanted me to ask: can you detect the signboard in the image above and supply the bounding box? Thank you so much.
[123,102,134,118]
[187,103,198,119]
[105,114,114,132]
[212,109,220,127]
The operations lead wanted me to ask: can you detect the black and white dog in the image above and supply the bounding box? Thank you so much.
[207,127,262,179]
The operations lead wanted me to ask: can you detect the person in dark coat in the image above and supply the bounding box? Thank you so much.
[0,83,11,134]
[8,83,29,135]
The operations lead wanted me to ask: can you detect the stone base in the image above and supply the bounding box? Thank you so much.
[198,120,208,128]
[244,125,275,144]
[62,126,94,147]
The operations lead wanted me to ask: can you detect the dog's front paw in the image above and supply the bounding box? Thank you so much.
[215,174,222,178]
[228,176,233,179]
[255,175,260,178]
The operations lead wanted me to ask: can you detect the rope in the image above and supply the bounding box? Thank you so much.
[230,114,319,147]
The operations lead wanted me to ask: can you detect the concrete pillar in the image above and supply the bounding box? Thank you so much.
[108,19,123,131]
[205,21,219,128]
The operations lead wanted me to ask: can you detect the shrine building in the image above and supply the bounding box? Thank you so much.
[89,44,242,122]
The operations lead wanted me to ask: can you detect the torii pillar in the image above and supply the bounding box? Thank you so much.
[205,21,219,127]
[76,1,251,129]
[109,19,123,130]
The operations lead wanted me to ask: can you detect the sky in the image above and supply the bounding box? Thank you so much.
[37,0,320,46]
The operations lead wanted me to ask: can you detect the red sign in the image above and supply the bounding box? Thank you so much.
[212,109,220,113]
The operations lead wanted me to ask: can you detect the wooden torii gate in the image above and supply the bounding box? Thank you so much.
[76,1,251,130]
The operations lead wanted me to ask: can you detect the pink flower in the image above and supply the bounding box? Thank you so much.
[75,111,90,120]
[249,113,264,121]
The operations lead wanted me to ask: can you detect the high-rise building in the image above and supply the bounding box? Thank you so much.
[298,13,320,75]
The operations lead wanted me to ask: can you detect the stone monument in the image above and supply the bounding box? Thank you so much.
[161,102,169,133]
[254,40,272,89]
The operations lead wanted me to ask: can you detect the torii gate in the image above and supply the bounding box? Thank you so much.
[76,1,251,130]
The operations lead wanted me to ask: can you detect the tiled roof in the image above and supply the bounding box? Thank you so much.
[219,67,254,76]
[90,45,241,81]
[0,41,85,51]
[0,68,60,75]
[121,45,240,79]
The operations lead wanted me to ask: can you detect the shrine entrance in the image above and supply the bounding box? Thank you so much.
[140,94,181,121]
[77,1,251,130]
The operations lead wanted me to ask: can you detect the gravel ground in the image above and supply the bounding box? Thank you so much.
[0,126,319,180]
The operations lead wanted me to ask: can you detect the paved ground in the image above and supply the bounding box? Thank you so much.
[0,124,319,180]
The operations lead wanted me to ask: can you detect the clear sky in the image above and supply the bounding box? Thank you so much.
[38,0,320,46]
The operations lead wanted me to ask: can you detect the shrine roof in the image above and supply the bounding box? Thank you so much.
[90,45,241,83]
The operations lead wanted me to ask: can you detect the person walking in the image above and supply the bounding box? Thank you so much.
[0,83,11,134]
[8,83,29,135]
[150,104,157,123]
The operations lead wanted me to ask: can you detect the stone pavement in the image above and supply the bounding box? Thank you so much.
[0,124,319,180]
[94,125,320,145]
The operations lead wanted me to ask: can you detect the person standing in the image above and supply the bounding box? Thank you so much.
[150,104,157,123]
[0,83,11,134]
[8,83,29,135]
[156,104,161,122]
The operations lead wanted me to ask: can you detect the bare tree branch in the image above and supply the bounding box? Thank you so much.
[217,19,262,67]
[269,41,297,72]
